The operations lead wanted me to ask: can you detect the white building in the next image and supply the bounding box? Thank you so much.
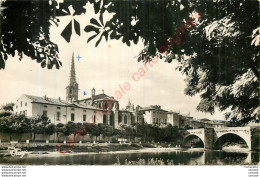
[13,94,103,125]
[140,105,168,125]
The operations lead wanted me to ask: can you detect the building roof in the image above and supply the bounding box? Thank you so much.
[24,94,101,110]
[140,106,168,112]
[167,111,179,114]
[199,118,211,122]
[191,120,202,123]
[77,93,111,102]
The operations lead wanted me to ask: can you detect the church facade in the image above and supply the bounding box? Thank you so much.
[13,54,138,128]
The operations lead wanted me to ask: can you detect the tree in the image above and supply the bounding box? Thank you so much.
[100,124,113,142]
[113,128,122,141]
[0,117,10,133]
[118,124,135,141]
[0,110,12,118]
[46,123,55,136]
[83,122,93,135]
[124,125,135,141]
[90,124,101,142]
[1,0,259,124]
[31,115,53,141]
[55,123,66,142]
[1,103,14,111]
[136,123,154,142]
[13,115,31,134]
[0,114,33,143]
[0,103,14,118]
[66,121,81,135]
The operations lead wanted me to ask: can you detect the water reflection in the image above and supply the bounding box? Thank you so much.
[0,150,258,165]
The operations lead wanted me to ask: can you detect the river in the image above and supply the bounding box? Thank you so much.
[0,149,259,165]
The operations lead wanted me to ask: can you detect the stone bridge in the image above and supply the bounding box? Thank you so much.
[181,126,259,151]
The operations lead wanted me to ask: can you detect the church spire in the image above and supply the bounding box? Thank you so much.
[66,53,79,102]
[70,52,77,84]
[128,98,131,106]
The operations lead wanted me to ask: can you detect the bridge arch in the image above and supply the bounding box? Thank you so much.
[214,133,250,150]
[183,134,205,148]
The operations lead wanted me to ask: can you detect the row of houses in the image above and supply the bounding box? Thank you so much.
[13,92,226,129]
[12,54,226,129]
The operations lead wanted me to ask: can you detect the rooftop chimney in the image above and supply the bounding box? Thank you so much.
[43,95,47,100]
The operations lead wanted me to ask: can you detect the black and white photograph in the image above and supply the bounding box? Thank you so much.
[0,0,259,174]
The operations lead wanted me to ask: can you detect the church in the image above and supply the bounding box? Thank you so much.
[13,54,140,128]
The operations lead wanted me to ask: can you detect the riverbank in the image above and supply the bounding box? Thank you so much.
[0,142,254,158]
[0,142,178,155]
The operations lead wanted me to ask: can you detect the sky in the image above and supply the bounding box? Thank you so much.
[0,2,225,120]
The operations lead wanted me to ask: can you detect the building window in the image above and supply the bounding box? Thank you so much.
[153,118,156,124]
[71,108,75,111]
[43,111,47,117]
[44,105,47,108]
[25,103,27,106]
[57,112,60,121]
[131,116,134,124]
[119,115,122,123]
[110,115,114,126]
[83,110,86,112]
[83,115,86,122]
[93,115,96,124]
[103,115,107,124]
[20,101,22,107]
[57,107,61,109]
[124,115,127,124]
[16,105,18,109]
[71,113,75,121]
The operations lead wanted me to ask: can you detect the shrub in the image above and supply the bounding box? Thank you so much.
[141,143,155,148]
[111,138,119,143]
[131,143,140,148]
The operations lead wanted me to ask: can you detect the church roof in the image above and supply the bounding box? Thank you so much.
[77,93,111,102]
[24,94,101,110]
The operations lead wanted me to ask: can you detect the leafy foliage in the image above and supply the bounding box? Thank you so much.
[31,115,55,136]
[0,1,61,69]
[0,114,31,133]
[100,124,113,141]
[134,123,180,143]
[0,102,14,111]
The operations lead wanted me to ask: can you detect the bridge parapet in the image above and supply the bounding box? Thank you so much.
[214,127,251,136]
[214,126,251,150]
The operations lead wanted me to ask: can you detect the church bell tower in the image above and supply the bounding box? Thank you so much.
[66,53,79,102]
